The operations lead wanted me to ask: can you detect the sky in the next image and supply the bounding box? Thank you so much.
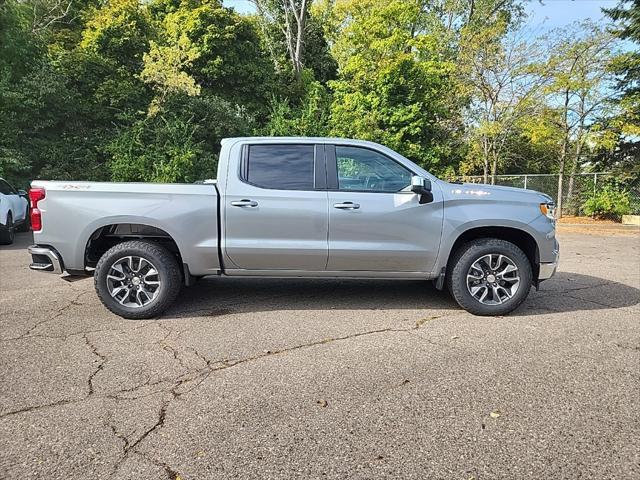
[222,0,619,27]
[525,0,617,30]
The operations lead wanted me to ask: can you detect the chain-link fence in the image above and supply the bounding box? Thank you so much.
[456,173,640,218]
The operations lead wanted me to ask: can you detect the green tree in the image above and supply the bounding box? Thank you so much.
[541,22,617,216]
[263,72,331,136]
[107,93,254,182]
[0,0,40,185]
[605,0,640,135]
[158,0,275,115]
[318,0,509,173]
[80,0,153,71]
[460,26,547,183]
[141,35,201,115]
[600,0,640,182]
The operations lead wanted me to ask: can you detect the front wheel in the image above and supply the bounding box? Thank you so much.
[94,240,182,319]
[447,238,532,316]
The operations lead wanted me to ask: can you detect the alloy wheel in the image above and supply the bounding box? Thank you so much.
[106,256,161,308]
[466,253,520,305]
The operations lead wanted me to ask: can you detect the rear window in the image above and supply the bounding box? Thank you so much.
[246,144,315,190]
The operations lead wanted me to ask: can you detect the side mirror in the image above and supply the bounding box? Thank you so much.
[17,189,27,197]
[410,176,433,204]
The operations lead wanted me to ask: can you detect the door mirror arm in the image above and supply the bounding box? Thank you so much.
[410,176,434,204]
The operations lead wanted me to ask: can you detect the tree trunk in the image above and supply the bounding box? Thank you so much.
[566,138,583,216]
[556,88,571,220]
[482,137,490,184]
[490,154,497,185]
[556,135,568,219]
[253,0,307,81]
[567,96,587,216]
[289,0,307,81]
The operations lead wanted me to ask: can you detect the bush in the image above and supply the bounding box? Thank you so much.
[581,184,631,220]
[107,113,214,183]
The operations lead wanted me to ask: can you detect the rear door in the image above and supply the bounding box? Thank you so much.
[326,144,443,273]
[223,143,329,271]
[0,180,26,223]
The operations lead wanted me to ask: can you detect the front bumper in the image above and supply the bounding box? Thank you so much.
[28,245,64,274]
[538,242,559,280]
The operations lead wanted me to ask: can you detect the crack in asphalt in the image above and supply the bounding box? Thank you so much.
[0,320,444,473]
[133,450,182,480]
[2,275,636,475]
[10,290,89,340]
[84,333,107,396]
[0,310,470,424]
[2,276,634,421]
[0,327,127,343]
[0,332,109,420]
[95,317,453,475]
[0,398,84,420]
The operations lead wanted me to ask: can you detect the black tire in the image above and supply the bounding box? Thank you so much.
[447,238,532,316]
[0,213,15,245]
[94,240,182,319]
[16,206,30,232]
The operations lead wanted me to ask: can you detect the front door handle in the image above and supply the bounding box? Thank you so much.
[231,199,258,207]
[333,202,360,210]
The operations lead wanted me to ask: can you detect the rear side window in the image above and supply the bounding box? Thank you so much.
[246,144,315,190]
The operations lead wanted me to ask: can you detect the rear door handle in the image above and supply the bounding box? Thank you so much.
[333,202,360,210]
[231,199,258,207]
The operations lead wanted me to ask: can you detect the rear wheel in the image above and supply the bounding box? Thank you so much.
[95,240,182,319]
[0,213,15,245]
[447,238,532,316]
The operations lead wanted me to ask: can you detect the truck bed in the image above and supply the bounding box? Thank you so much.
[31,181,221,276]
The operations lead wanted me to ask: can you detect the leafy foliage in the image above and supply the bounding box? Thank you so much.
[581,183,632,219]
[0,0,636,198]
[264,72,331,136]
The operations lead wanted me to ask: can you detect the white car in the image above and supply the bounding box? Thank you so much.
[0,178,30,245]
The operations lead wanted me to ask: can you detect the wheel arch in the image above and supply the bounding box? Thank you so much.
[445,225,540,279]
[84,223,189,282]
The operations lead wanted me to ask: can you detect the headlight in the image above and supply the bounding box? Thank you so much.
[539,202,556,220]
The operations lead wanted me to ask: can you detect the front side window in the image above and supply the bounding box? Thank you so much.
[246,144,315,190]
[336,146,412,193]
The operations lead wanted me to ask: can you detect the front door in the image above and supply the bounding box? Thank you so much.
[326,145,443,273]
[224,143,329,271]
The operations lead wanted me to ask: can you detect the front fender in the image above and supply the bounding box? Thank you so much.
[431,192,552,277]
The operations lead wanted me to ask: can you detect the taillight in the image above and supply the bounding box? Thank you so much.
[29,187,46,232]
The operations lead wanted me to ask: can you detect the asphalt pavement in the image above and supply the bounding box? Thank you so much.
[1,228,639,479]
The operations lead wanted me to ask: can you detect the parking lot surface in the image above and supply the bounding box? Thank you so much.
[1,228,639,479]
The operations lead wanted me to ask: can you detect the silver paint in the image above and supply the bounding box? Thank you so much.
[30,136,558,282]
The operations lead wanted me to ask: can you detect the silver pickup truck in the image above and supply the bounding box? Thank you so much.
[28,137,559,318]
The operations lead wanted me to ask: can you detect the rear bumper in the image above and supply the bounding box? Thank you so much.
[28,245,64,274]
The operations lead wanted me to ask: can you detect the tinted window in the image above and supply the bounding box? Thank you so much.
[246,145,315,190]
[336,146,412,192]
[0,180,14,195]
